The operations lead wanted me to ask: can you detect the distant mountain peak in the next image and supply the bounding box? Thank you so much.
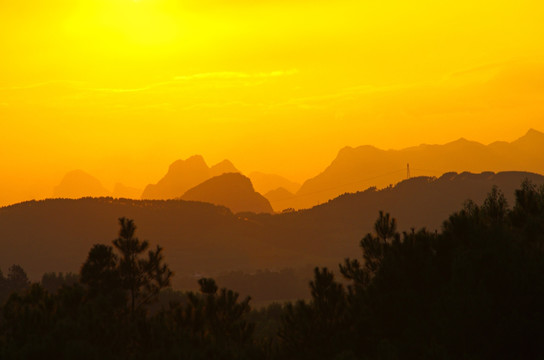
[446,137,482,146]
[266,187,295,197]
[54,170,110,199]
[169,155,207,170]
[248,171,301,194]
[142,156,241,200]
[523,128,544,138]
[334,145,382,162]
[210,159,239,177]
[347,145,382,153]
[264,187,296,212]
[213,159,235,167]
[187,154,207,162]
[338,145,354,153]
[512,128,544,147]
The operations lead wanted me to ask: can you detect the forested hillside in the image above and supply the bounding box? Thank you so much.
[1,180,543,359]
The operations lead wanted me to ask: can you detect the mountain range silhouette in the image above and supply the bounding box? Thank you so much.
[5,171,543,284]
[291,128,544,209]
[52,129,544,213]
[141,156,239,200]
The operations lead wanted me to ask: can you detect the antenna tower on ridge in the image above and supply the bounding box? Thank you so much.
[407,163,411,179]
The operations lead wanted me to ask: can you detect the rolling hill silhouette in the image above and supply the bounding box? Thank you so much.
[2,171,541,285]
[140,156,239,200]
[292,129,544,209]
[248,172,301,194]
[53,170,111,198]
[180,173,273,214]
[264,187,296,212]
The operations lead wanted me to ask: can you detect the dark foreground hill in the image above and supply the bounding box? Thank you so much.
[181,173,273,214]
[1,171,542,286]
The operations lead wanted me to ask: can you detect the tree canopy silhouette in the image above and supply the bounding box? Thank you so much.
[81,217,173,315]
[278,182,544,359]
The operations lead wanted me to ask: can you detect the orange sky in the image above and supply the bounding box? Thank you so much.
[1,0,544,206]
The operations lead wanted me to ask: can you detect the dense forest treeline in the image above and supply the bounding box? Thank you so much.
[1,180,544,358]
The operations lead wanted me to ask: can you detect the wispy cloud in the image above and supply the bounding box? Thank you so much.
[0,80,86,92]
[0,69,299,95]
[173,69,298,81]
[446,59,520,79]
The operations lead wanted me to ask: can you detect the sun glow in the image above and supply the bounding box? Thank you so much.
[64,0,185,50]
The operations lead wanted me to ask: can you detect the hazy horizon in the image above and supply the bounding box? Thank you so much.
[1,128,543,208]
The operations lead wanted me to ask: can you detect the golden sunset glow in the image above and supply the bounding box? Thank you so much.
[1,0,544,206]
